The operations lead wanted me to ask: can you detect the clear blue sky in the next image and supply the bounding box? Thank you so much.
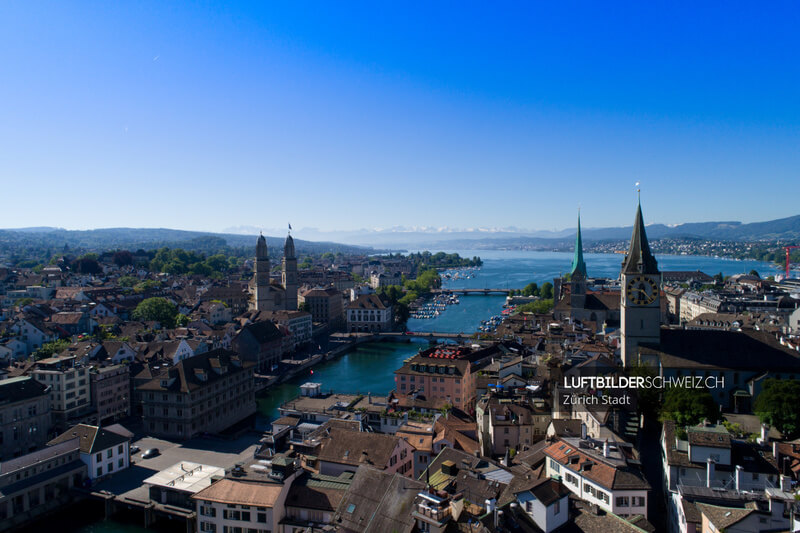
[1,1,798,233]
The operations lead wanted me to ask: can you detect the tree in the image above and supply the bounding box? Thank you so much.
[540,282,554,299]
[73,255,101,274]
[33,339,71,360]
[755,379,800,438]
[117,275,138,288]
[660,386,718,427]
[515,299,554,314]
[748,269,760,278]
[626,363,661,419]
[112,250,134,267]
[521,282,539,297]
[132,297,178,327]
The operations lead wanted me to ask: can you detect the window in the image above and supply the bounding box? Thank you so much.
[553,500,561,514]
[118,458,124,468]
[257,513,266,523]
[107,449,113,459]
[96,453,102,462]
[118,445,123,454]
[96,467,102,477]
[616,496,629,507]
[550,459,560,473]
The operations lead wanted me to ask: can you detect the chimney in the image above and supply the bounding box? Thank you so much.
[759,424,769,444]
[603,440,609,458]
[735,465,743,491]
[706,458,715,488]
[581,423,587,440]
[780,474,791,492]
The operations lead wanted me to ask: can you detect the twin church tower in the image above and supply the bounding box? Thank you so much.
[251,232,299,312]
[568,201,662,367]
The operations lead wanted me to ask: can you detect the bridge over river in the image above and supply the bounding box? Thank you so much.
[330,331,487,343]
[431,287,514,295]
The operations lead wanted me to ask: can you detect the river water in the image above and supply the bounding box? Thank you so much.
[254,250,776,423]
[63,250,775,532]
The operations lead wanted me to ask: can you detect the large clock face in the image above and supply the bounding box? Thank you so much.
[626,276,659,305]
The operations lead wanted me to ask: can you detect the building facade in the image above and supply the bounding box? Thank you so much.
[0,377,51,460]
[90,364,130,424]
[138,349,256,439]
[31,356,91,430]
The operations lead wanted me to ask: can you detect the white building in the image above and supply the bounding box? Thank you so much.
[47,423,130,480]
[543,437,650,519]
[345,293,393,333]
[31,356,91,428]
[514,478,571,533]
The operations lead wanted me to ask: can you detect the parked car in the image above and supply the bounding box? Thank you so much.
[142,448,160,459]
[129,445,140,455]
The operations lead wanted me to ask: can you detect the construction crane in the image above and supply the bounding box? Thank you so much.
[785,245,800,279]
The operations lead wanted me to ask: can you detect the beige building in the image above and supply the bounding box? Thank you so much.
[90,364,130,424]
[300,286,344,325]
[138,349,256,439]
[31,356,91,430]
[345,293,393,332]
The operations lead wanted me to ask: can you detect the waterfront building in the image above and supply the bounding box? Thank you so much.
[193,455,301,533]
[30,355,92,431]
[0,438,88,531]
[393,344,495,411]
[300,286,345,325]
[345,293,393,332]
[251,232,299,312]
[369,270,402,289]
[90,363,130,424]
[48,423,130,480]
[145,461,226,509]
[0,376,51,460]
[248,309,313,352]
[138,348,256,439]
[543,436,650,518]
[232,320,284,373]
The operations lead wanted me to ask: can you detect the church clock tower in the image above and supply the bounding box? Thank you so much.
[620,200,661,367]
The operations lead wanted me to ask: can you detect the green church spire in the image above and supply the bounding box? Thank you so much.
[570,211,587,279]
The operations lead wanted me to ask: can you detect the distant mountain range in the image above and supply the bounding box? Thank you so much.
[0,227,375,256]
[227,215,800,248]
[2,214,798,257]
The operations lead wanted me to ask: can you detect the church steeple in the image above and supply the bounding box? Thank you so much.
[570,211,587,279]
[622,200,659,275]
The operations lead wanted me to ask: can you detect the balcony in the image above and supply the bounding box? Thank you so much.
[412,501,450,524]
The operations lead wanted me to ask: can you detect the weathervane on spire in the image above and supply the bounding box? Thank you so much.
[635,181,641,203]
[288,223,292,235]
